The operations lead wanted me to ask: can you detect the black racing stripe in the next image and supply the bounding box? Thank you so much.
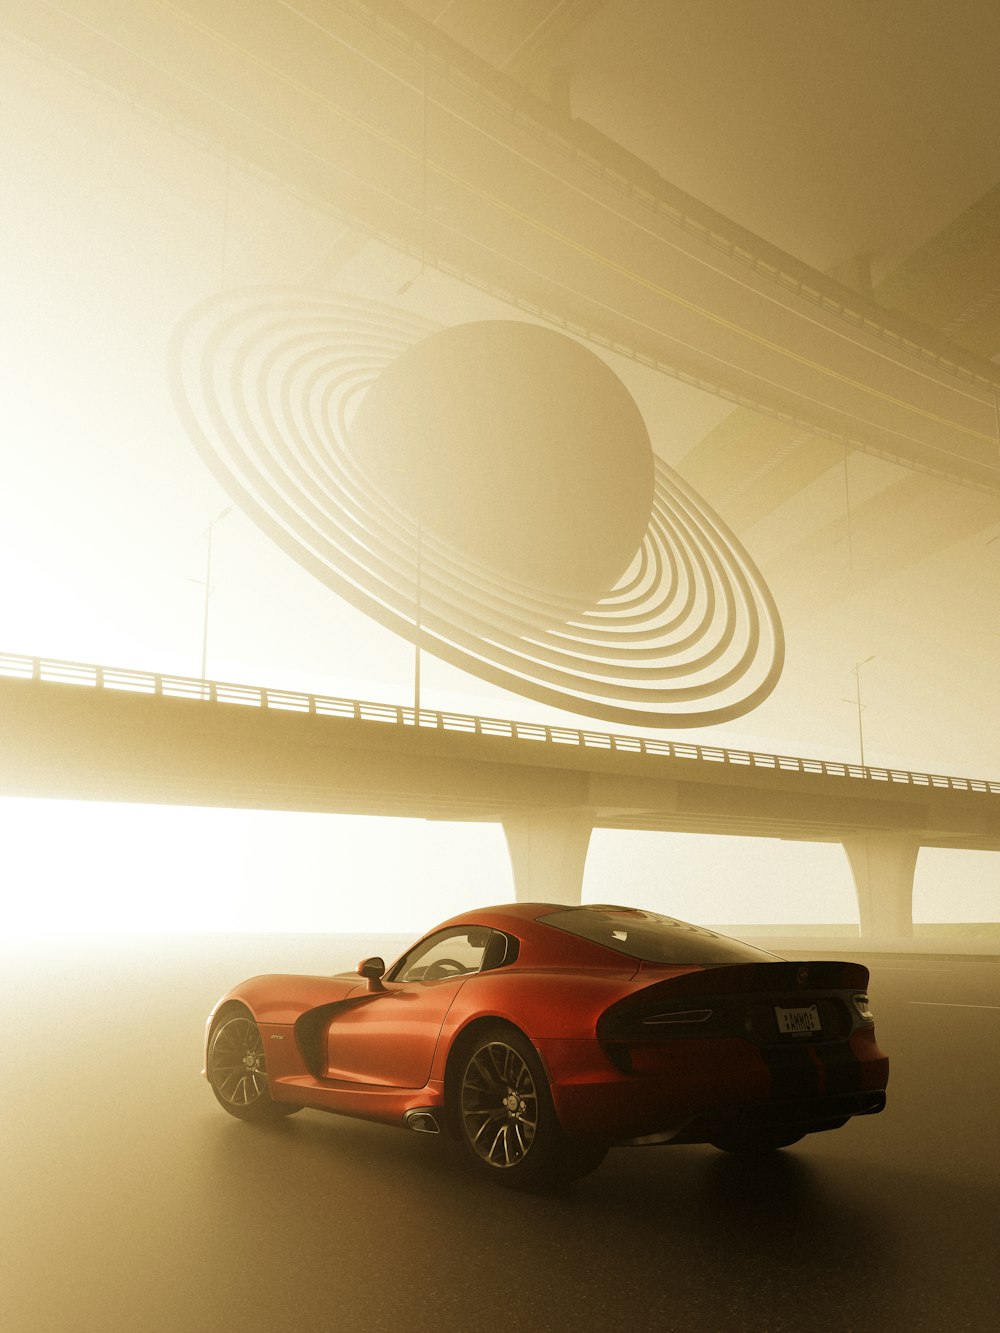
[762,1042,822,1100]
[294,994,383,1078]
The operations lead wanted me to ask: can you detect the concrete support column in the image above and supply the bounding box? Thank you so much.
[501,809,594,905]
[842,833,921,941]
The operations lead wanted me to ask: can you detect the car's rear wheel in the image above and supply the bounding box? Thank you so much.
[455,1025,606,1188]
[207,1012,301,1121]
[709,1128,806,1153]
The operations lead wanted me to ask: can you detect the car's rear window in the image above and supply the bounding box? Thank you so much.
[538,905,779,965]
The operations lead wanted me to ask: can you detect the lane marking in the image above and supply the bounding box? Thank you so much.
[909,1001,1000,1009]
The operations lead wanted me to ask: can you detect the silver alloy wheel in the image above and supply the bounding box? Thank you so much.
[210,1016,269,1108]
[460,1040,539,1168]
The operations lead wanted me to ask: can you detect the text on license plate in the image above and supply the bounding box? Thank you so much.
[775,1004,822,1035]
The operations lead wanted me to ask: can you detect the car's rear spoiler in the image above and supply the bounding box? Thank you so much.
[628,959,869,998]
[598,960,871,1046]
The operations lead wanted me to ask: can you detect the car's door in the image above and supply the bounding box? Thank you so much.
[324,927,491,1088]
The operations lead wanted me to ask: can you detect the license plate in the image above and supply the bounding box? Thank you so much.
[775,1004,821,1035]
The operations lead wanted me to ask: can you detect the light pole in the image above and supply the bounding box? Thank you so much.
[200,505,232,680]
[388,464,425,719]
[852,654,876,769]
[989,533,1000,653]
[414,513,423,717]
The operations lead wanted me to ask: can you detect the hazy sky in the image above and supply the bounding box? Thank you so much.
[2,32,997,933]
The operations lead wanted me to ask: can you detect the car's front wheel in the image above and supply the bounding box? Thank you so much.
[207,1011,301,1121]
[455,1025,606,1188]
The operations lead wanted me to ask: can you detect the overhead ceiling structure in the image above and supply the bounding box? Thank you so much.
[441,0,1000,619]
[7,1,999,486]
[4,0,1000,765]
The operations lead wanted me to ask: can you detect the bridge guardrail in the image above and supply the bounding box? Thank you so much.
[3,651,998,796]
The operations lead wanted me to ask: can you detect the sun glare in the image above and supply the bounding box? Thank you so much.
[3,800,995,940]
[0,799,513,936]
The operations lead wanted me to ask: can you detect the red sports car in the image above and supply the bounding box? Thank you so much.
[204,903,888,1187]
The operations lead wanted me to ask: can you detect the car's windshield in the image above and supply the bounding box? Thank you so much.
[538,905,779,965]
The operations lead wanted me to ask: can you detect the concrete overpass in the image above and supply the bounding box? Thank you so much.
[4,0,1000,491]
[2,653,997,940]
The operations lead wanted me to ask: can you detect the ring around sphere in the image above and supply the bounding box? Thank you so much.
[170,289,784,726]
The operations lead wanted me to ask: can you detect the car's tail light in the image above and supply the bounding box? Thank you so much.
[641,1009,714,1026]
[852,993,875,1023]
[600,1005,722,1073]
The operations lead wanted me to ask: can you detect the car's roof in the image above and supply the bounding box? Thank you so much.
[435,902,640,926]
[427,902,647,972]
[434,902,581,930]
[424,903,775,970]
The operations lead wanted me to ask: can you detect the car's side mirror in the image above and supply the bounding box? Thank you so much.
[358,956,387,993]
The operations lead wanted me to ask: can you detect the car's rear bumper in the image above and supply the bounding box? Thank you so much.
[538,1028,889,1144]
[659,1087,886,1145]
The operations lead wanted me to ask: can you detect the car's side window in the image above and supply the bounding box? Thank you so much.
[392,927,491,983]
[480,930,518,971]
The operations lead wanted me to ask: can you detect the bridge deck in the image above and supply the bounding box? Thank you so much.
[1,654,998,850]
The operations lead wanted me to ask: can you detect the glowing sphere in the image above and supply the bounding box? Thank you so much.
[351,321,655,602]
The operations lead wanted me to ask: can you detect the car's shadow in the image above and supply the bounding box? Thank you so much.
[200,1108,978,1330]
[204,1106,890,1245]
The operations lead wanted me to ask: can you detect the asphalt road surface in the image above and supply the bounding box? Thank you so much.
[2,933,997,1333]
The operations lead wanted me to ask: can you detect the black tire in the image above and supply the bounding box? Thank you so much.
[454,1024,607,1188]
[207,1011,301,1121]
[709,1128,805,1154]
